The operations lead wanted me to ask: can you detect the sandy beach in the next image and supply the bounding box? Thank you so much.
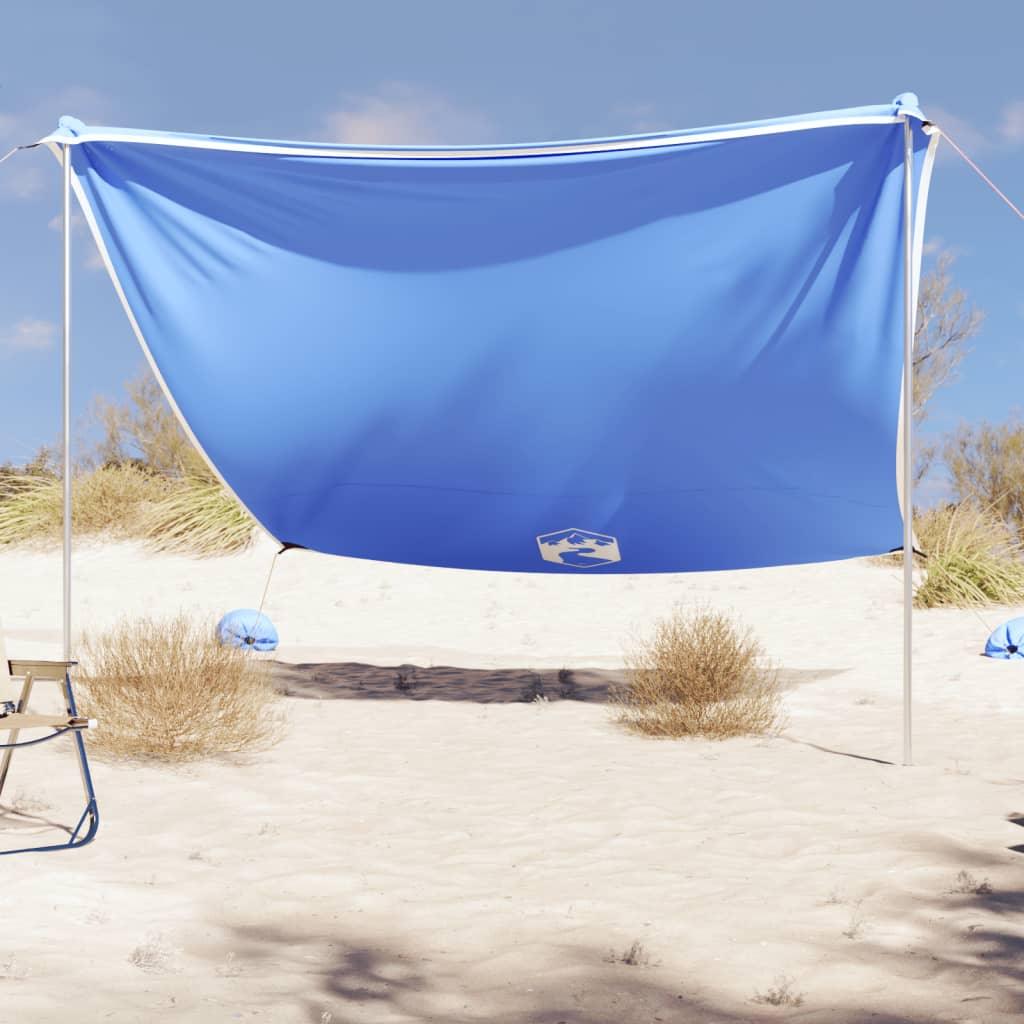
[1,537,1022,1022]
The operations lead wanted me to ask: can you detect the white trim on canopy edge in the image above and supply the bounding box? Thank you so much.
[893,123,941,536]
[38,114,910,161]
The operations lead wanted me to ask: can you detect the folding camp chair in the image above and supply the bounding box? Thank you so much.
[0,628,99,855]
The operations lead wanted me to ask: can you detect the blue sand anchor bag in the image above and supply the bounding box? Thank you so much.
[984,617,1024,659]
[217,609,279,651]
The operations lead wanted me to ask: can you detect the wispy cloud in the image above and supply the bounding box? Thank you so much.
[0,318,57,353]
[922,235,962,261]
[47,212,85,232]
[926,105,990,158]
[609,101,672,135]
[998,99,1024,145]
[46,210,104,269]
[321,83,491,145]
[927,98,1024,162]
[0,86,109,200]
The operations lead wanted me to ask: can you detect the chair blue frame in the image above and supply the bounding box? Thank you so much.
[0,659,99,856]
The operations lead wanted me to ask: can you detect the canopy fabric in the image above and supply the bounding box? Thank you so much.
[46,95,936,573]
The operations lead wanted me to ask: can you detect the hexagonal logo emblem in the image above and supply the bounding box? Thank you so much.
[536,528,621,568]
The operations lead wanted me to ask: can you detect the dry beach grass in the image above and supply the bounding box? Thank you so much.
[0,464,170,545]
[913,501,1024,608]
[141,476,256,555]
[0,465,254,555]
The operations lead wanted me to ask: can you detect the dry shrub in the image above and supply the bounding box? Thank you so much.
[614,606,782,739]
[914,502,1024,608]
[77,613,280,761]
[141,476,255,555]
[913,252,982,424]
[944,419,1024,542]
[0,465,169,546]
[91,370,209,478]
[74,465,172,533]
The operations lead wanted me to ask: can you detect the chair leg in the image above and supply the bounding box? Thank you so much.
[0,670,99,855]
[0,673,35,800]
[62,669,99,847]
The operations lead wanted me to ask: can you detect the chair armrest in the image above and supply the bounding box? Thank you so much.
[7,659,78,680]
[0,711,93,730]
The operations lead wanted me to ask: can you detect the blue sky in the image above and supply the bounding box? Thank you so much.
[1,0,1021,492]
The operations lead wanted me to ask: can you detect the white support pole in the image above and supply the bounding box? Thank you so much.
[901,118,914,766]
[62,144,72,663]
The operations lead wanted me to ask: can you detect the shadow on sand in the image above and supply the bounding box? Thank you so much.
[0,802,78,855]
[216,902,1023,1024]
[270,662,846,704]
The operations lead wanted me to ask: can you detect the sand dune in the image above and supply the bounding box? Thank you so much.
[1,537,1022,1022]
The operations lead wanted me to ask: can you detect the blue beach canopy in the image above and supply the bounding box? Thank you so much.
[44,95,935,573]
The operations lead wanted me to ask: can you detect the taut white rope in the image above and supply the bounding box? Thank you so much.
[0,142,41,165]
[938,127,1024,222]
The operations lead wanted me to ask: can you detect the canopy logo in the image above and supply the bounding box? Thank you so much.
[536,528,621,568]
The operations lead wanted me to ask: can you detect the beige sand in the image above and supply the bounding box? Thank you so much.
[0,537,1022,1023]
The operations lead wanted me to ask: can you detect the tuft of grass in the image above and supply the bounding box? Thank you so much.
[128,935,174,974]
[914,503,1024,608]
[77,613,281,761]
[0,954,29,981]
[216,952,242,978]
[614,606,782,739]
[842,900,867,939]
[141,475,255,556]
[0,465,169,546]
[752,974,805,1007]
[821,887,845,906]
[950,870,993,896]
[606,940,650,967]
